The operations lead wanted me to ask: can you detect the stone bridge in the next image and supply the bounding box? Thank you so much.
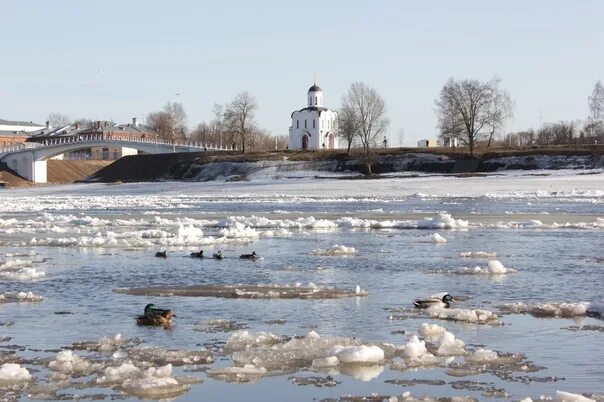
[0,134,229,183]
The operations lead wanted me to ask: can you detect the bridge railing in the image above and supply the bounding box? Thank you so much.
[1,134,237,157]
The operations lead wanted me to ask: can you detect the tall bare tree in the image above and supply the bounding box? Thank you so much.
[338,102,360,155]
[47,113,70,128]
[435,78,513,156]
[224,92,258,153]
[342,82,389,175]
[146,102,188,142]
[588,80,604,120]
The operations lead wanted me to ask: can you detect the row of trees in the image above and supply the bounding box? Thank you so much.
[145,93,287,151]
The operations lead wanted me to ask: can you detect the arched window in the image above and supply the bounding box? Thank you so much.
[304,120,307,129]
[312,120,315,129]
[296,120,299,129]
[315,96,317,105]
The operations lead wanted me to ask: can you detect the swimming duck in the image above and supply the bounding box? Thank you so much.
[136,303,176,327]
[413,293,454,308]
[155,250,167,258]
[213,251,223,260]
[240,251,258,260]
[190,250,204,258]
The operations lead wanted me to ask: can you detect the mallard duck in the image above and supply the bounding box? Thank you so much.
[155,250,167,258]
[136,303,176,327]
[213,251,223,260]
[240,251,257,260]
[190,250,204,258]
[413,293,454,308]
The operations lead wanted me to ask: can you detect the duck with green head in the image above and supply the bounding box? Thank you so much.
[136,303,176,327]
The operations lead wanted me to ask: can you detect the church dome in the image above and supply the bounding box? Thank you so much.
[308,84,322,92]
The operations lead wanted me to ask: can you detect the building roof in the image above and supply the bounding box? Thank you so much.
[0,119,44,128]
[291,106,333,118]
[308,84,322,92]
[29,121,157,138]
[0,130,30,137]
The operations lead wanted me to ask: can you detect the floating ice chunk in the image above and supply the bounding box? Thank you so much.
[500,302,589,318]
[435,331,466,356]
[224,330,282,352]
[311,244,357,256]
[0,363,32,382]
[16,291,43,301]
[459,251,497,258]
[417,214,468,229]
[127,347,213,366]
[518,398,533,402]
[355,285,368,296]
[96,363,142,384]
[418,323,447,338]
[465,348,499,363]
[0,267,46,281]
[120,364,190,399]
[554,390,595,402]
[48,350,102,376]
[331,345,384,364]
[403,336,429,359]
[430,233,447,243]
[428,307,502,325]
[446,260,517,275]
[206,364,267,384]
[312,356,340,368]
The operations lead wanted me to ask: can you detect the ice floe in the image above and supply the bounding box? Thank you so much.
[499,302,590,318]
[0,363,32,382]
[459,251,497,258]
[431,260,517,275]
[48,350,103,377]
[429,233,447,243]
[311,244,357,256]
[0,291,43,303]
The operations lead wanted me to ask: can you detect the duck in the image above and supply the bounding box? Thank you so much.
[136,303,176,327]
[213,251,223,260]
[190,250,204,258]
[413,292,454,309]
[155,250,167,258]
[240,251,258,260]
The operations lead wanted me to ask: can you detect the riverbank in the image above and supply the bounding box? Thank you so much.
[85,145,603,183]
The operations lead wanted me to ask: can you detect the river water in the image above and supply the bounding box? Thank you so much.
[0,172,603,401]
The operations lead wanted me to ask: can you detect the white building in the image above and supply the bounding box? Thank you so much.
[289,84,338,150]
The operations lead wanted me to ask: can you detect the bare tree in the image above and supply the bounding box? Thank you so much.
[189,122,210,145]
[435,78,513,156]
[47,113,70,128]
[588,80,604,120]
[537,121,575,145]
[146,102,188,142]
[342,82,389,175]
[223,92,258,153]
[486,81,514,147]
[397,127,405,147]
[337,102,360,155]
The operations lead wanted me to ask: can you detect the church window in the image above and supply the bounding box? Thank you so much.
[309,96,312,105]
[315,96,317,104]
[296,120,299,129]
[304,120,307,129]
[313,120,315,129]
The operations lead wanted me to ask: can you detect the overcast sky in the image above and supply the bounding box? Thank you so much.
[1,0,603,144]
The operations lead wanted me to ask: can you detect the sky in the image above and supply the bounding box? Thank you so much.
[1,0,603,145]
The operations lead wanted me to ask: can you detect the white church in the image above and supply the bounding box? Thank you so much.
[288,84,339,150]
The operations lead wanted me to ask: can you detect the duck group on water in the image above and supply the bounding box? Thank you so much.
[136,303,176,327]
[413,292,455,308]
[155,250,167,258]
[154,249,260,260]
